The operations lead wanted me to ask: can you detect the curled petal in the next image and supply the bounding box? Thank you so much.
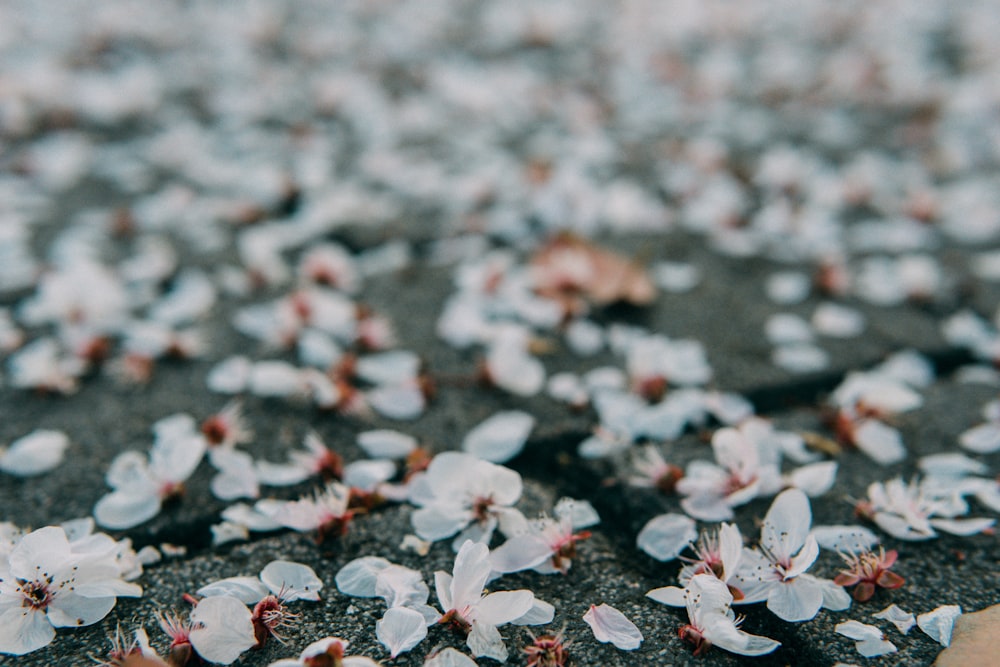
[582,603,643,650]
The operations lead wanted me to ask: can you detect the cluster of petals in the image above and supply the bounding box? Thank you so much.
[408,452,527,551]
[435,541,553,662]
[336,556,439,657]
[0,525,143,655]
[676,419,836,521]
[731,489,851,622]
[490,497,600,576]
[671,575,779,657]
[93,413,207,529]
[859,476,995,541]
[828,368,927,465]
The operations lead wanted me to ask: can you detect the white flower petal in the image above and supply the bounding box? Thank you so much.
[450,541,492,611]
[490,535,553,574]
[917,605,962,646]
[766,577,824,622]
[357,430,417,459]
[261,560,322,601]
[336,557,392,598]
[512,598,555,626]
[0,607,55,656]
[461,411,535,463]
[467,620,508,662]
[959,423,1000,454]
[636,513,697,562]
[646,586,687,607]
[422,647,479,667]
[0,430,69,476]
[367,383,426,421]
[189,596,257,665]
[929,517,995,536]
[761,489,811,560]
[46,593,116,627]
[582,603,643,650]
[476,590,535,626]
[376,607,428,658]
[853,420,907,465]
[197,577,269,605]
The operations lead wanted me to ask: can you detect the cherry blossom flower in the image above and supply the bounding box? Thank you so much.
[200,401,253,449]
[254,431,345,486]
[857,477,995,541]
[582,603,643,651]
[676,426,782,521]
[0,430,69,476]
[835,620,897,658]
[732,489,851,622]
[435,541,548,662]
[490,498,599,575]
[7,337,84,394]
[94,413,207,529]
[625,334,712,399]
[260,482,356,543]
[298,243,360,293]
[673,575,779,657]
[834,547,905,602]
[409,452,527,551]
[627,445,684,494]
[828,370,923,465]
[647,522,745,605]
[0,526,142,655]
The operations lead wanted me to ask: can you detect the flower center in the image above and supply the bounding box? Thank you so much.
[19,580,52,610]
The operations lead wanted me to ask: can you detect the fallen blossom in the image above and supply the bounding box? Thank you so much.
[733,489,851,622]
[93,413,207,529]
[646,522,745,605]
[435,541,545,662]
[582,603,643,651]
[834,547,905,602]
[523,629,571,667]
[859,477,995,541]
[264,482,356,542]
[0,526,142,656]
[409,452,527,551]
[675,575,779,657]
[490,498,599,575]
